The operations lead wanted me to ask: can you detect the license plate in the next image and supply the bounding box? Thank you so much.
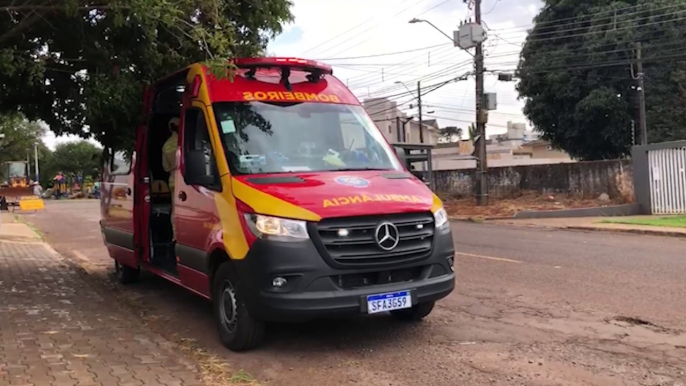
[366,290,411,314]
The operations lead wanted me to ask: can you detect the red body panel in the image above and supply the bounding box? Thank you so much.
[234,171,433,218]
[177,265,211,299]
[205,72,360,106]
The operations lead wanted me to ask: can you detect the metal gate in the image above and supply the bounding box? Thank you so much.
[648,147,686,214]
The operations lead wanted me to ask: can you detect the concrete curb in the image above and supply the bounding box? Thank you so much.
[514,204,642,219]
[565,226,686,239]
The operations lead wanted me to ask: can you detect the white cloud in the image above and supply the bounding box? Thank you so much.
[42,129,101,151]
[268,0,544,134]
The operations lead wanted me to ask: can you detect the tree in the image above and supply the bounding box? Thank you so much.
[517,0,686,160]
[440,126,463,141]
[49,141,102,182]
[0,0,293,151]
[467,123,477,141]
[0,114,45,181]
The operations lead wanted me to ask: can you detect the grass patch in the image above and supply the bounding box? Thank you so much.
[602,215,686,228]
[178,338,259,385]
[14,214,46,239]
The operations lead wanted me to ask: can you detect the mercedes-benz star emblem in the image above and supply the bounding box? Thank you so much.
[375,222,400,251]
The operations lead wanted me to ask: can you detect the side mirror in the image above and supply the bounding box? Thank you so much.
[184,150,215,186]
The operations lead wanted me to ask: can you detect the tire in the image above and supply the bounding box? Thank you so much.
[213,262,264,351]
[391,301,435,321]
[115,260,140,284]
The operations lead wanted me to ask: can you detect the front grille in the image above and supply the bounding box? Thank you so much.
[335,266,424,289]
[313,212,435,268]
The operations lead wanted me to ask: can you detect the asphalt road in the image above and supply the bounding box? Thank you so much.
[24,200,686,386]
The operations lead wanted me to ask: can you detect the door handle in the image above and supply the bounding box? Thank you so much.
[178,191,187,201]
[126,187,132,196]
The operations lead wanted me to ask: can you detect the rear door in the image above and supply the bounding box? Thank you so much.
[100,150,137,267]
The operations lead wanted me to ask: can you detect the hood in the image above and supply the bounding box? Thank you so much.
[232,171,436,219]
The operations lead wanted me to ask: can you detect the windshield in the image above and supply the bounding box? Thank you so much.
[213,102,402,175]
[8,162,26,178]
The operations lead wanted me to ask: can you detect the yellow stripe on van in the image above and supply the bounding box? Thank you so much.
[214,188,250,260]
[232,179,321,222]
[431,193,444,213]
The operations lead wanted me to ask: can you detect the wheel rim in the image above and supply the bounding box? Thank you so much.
[219,280,238,333]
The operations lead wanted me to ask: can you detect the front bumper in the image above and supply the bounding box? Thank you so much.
[233,224,456,322]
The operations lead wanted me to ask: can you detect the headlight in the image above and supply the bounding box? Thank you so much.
[433,207,448,228]
[244,213,309,241]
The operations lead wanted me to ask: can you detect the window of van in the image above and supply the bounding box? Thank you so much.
[213,102,402,175]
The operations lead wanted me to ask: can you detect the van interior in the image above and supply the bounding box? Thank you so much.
[145,70,189,275]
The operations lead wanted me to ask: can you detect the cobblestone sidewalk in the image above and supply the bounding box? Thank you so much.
[0,240,205,386]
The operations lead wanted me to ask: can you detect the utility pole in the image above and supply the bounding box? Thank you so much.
[636,42,648,145]
[474,0,488,206]
[417,80,424,143]
[396,117,401,142]
[34,143,39,183]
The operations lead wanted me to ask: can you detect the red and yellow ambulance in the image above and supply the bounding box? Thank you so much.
[100,57,455,351]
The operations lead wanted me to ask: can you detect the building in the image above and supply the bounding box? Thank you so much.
[426,121,574,170]
[362,97,440,145]
[513,139,572,160]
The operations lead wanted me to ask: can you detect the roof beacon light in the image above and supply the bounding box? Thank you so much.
[235,57,333,75]
[236,57,333,89]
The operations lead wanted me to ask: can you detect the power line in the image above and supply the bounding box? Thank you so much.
[316,0,434,58]
[496,8,686,41]
[487,39,686,72]
[499,51,686,76]
[347,50,469,93]
[482,0,500,16]
[514,12,686,45]
[365,75,470,117]
[300,0,415,56]
[319,44,449,61]
[357,60,472,98]
[344,45,456,86]
[358,69,470,111]
[490,1,679,34]
[484,36,686,65]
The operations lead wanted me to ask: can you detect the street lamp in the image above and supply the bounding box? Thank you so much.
[408,18,456,44]
[410,8,488,206]
[394,81,416,97]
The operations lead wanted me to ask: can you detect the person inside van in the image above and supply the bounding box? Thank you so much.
[162,117,179,239]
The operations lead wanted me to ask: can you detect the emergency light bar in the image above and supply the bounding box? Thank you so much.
[234,57,333,75]
[236,57,333,91]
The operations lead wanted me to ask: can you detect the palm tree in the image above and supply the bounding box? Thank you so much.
[468,123,477,140]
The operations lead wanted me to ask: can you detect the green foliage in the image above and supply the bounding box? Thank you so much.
[441,126,463,139]
[467,123,477,140]
[50,141,102,181]
[0,113,45,168]
[517,0,686,160]
[0,0,293,151]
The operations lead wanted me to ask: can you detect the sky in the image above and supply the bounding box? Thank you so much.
[42,0,544,147]
[43,129,100,150]
[267,0,545,136]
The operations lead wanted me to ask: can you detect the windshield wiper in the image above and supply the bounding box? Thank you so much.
[333,167,391,172]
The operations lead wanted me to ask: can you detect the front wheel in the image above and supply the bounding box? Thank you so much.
[391,301,435,321]
[115,260,140,284]
[213,262,264,351]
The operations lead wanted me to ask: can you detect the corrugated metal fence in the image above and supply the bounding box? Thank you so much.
[648,147,686,214]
